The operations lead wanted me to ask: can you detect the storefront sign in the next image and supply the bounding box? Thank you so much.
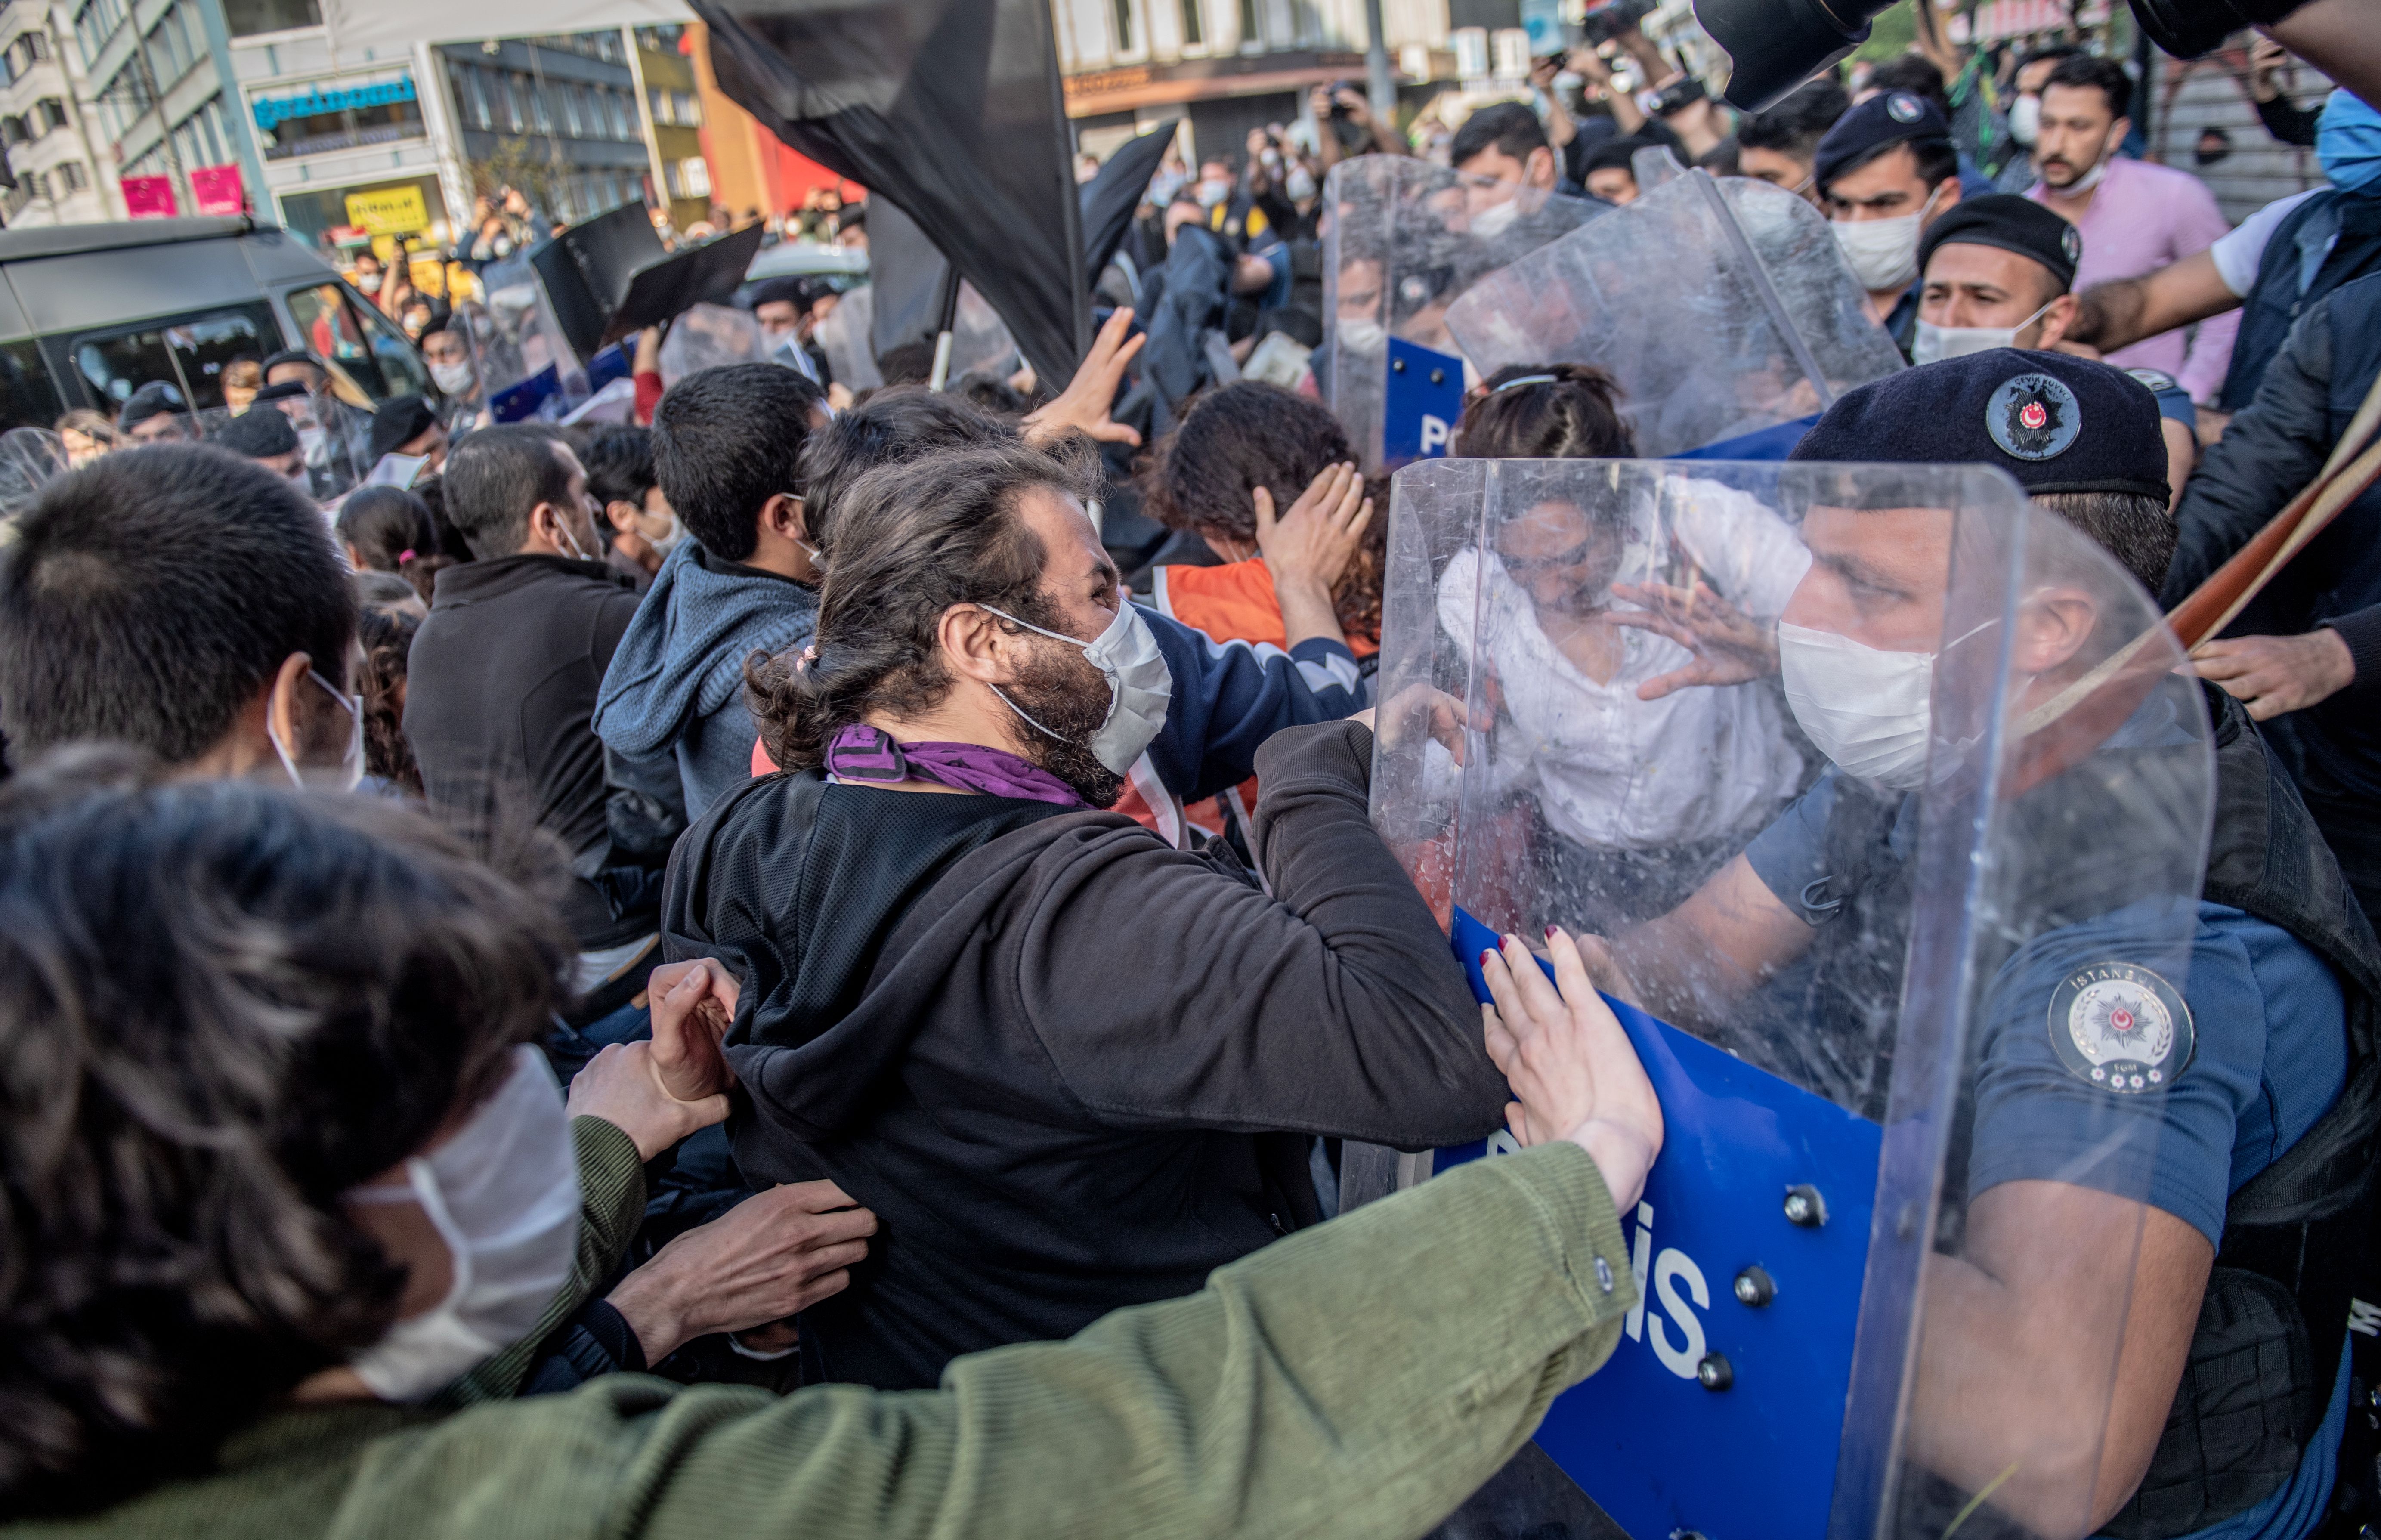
[344,184,429,235]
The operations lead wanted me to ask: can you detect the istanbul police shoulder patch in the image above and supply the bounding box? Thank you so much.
[1887,91,1923,123]
[1987,371,2081,461]
[2047,962,2194,1094]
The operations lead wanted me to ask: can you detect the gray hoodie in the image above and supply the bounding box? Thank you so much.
[594,538,819,819]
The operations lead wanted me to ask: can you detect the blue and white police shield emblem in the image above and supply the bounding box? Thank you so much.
[1887,91,1923,123]
[2047,962,2195,1093]
[1987,371,2081,461]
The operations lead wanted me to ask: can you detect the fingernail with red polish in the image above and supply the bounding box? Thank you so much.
[1544,924,1558,940]
[1478,949,1494,968]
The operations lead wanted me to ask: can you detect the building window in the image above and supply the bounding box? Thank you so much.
[56,160,85,189]
[38,98,66,131]
[1111,0,1134,53]
[1181,0,1204,46]
[674,89,699,124]
[0,116,26,146]
[223,0,317,36]
[1237,0,1259,46]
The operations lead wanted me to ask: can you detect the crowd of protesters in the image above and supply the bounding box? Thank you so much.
[4,11,2381,1540]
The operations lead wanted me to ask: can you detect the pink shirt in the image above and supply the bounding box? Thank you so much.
[2028,155,2239,404]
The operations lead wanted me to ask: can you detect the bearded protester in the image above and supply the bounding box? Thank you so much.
[0,742,1664,1538]
[662,438,1512,1392]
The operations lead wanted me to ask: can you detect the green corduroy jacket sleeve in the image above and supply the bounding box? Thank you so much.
[346,1140,1637,1540]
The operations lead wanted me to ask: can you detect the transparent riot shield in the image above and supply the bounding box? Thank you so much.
[815,285,884,391]
[0,426,67,521]
[1443,171,1905,457]
[468,255,591,423]
[1321,157,1608,469]
[1368,457,2215,1540]
[656,302,765,388]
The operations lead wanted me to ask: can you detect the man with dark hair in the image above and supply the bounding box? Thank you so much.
[1815,90,1966,353]
[748,275,833,382]
[2027,52,2237,402]
[365,393,449,472]
[1997,43,2085,189]
[0,445,357,782]
[1580,135,1650,204]
[593,363,829,820]
[1451,101,1578,197]
[212,402,309,485]
[665,436,1507,1392]
[261,347,328,392]
[405,424,662,1021]
[579,424,678,590]
[1738,78,1851,200]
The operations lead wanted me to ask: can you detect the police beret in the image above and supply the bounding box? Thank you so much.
[1790,348,2170,502]
[115,379,187,429]
[250,380,314,405]
[747,276,812,311]
[366,394,442,464]
[1917,193,2082,291]
[213,404,299,458]
[1812,90,1951,193]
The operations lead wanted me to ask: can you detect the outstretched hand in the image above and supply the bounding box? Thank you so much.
[1480,926,1662,1211]
[1607,578,1778,700]
[1023,306,1147,448]
[1353,683,1485,766]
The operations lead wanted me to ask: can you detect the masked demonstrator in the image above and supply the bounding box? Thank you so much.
[1815,90,1966,356]
[1599,351,2378,1540]
[662,438,1509,1392]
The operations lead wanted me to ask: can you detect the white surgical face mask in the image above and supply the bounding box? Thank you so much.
[2008,94,2041,146]
[978,600,1174,775]
[1470,196,1522,239]
[298,424,329,467]
[358,272,383,294]
[430,359,476,396]
[268,667,364,792]
[1285,166,1317,202]
[1778,621,1938,789]
[1831,186,1942,295]
[1910,297,2057,365]
[644,510,686,558]
[346,1047,581,1402]
[2059,151,2111,195]
[1197,178,1231,208]
[1336,316,1386,354]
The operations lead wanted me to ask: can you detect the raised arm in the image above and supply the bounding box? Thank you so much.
[2066,250,2237,356]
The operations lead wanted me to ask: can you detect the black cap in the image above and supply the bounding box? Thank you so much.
[366,394,442,463]
[250,379,314,405]
[115,380,187,429]
[213,405,299,459]
[1790,349,2170,502]
[1917,193,2082,291]
[1812,90,1951,193]
[260,349,318,377]
[748,276,810,310]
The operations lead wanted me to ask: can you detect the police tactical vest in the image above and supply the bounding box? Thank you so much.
[2220,189,2381,414]
[1810,684,2381,1536]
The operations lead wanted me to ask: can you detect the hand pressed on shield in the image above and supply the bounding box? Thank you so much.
[1352,683,1485,767]
[1607,578,1778,700]
[1479,926,1663,1211]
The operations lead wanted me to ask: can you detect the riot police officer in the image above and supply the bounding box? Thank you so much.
[1599,351,2380,1540]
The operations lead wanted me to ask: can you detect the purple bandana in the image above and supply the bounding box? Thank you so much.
[826,723,1084,809]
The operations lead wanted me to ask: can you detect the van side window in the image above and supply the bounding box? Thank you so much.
[71,304,276,413]
[284,283,430,404]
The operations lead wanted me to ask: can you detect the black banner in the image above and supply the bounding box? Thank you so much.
[694,0,1088,389]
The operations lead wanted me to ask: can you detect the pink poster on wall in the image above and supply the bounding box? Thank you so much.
[190,164,244,216]
[121,174,178,218]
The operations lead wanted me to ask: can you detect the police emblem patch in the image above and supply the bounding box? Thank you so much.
[1887,92,1923,123]
[1987,372,2081,461]
[2061,223,2083,265]
[2047,962,2194,1094]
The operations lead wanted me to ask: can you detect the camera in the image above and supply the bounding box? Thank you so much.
[1649,75,1708,116]
[1577,0,1654,46]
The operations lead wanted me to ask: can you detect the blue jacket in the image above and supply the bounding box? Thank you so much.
[594,539,819,820]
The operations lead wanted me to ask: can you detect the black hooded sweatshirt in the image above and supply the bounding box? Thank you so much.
[662,719,1504,1390]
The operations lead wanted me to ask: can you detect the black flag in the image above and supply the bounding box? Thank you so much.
[1079,119,1179,281]
[693,0,1087,389]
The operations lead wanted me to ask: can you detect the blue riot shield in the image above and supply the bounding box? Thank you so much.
[1321,157,1605,470]
[1366,456,2216,1540]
